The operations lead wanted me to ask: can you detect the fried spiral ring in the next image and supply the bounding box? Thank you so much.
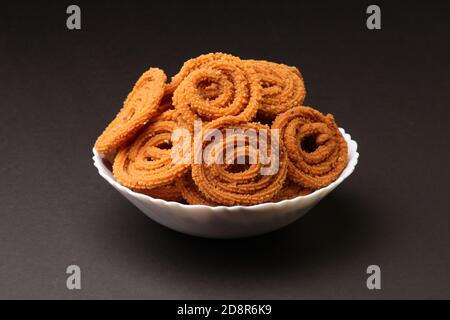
[95,68,166,154]
[191,116,288,206]
[246,60,306,118]
[272,106,348,189]
[167,52,237,94]
[172,54,261,125]
[113,120,190,190]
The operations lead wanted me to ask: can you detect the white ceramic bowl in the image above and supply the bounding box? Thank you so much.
[93,128,359,239]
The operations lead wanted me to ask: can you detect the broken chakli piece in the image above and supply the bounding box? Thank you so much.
[94,53,348,206]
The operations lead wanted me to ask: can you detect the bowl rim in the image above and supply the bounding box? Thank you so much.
[93,128,359,212]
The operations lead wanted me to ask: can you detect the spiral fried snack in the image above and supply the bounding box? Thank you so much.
[136,183,183,202]
[246,60,306,118]
[177,171,218,206]
[191,116,288,206]
[95,68,166,154]
[95,54,351,205]
[113,120,190,190]
[167,53,236,94]
[272,106,348,189]
[172,54,261,125]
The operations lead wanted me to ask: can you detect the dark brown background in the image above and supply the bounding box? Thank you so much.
[0,1,449,299]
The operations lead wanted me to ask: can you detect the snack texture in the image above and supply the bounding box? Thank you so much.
[191,116,288,206]
[272,106,348,189]
[246,60,306,118]
[95,68,166,154]
[94,53,348,206]
[172,53,261,125]
[112,120,190,190]
[177,171,219,206]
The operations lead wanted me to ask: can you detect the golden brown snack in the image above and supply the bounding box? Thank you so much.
[95,68,166,154]
[272,106,348,189]
[271,180,313,202]
[152,108,180,122]
[191,116,288,206]
[246,60,306,118]
[95,54,350,206]
[166,52,237,94]
[172,53,261,125]
[112,119,190,190]
[157,87,177,113]
[177,171,218,206]
[136,183,183,202]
